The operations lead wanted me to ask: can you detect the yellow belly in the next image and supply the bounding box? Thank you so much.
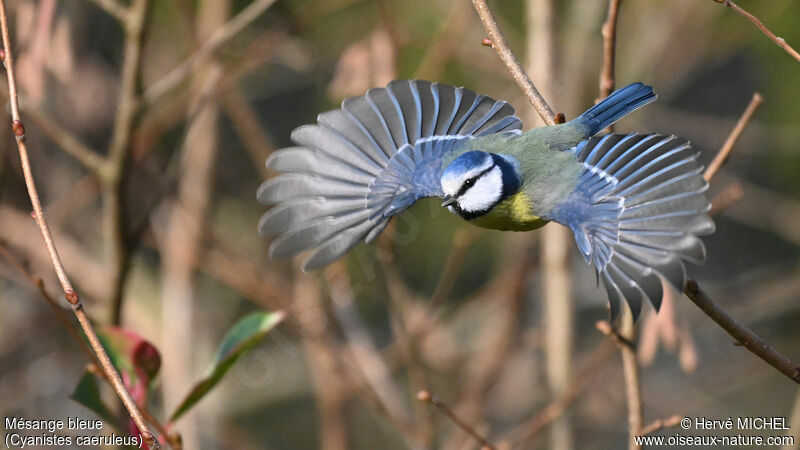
[469,191,549,231]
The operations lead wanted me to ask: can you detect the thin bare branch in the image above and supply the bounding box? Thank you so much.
[142,0,278,107]
[709,181,744,216]
[471,0,556,125]
[640,415,683,436]
[599,0,622,99]
[0,2,160,445]
[619,314,643,450]
[0,243,94,361]
[704,92,763,182]
[159,2,229,446]
[106,0,151,325]
[598,318,642,450]
[713,0,800,63]
[0,244,176,449]
[683,280,800,384]
[0,100,106,172]
[596,320,635,350]
[417,390,497,450]
[220,86,276,180]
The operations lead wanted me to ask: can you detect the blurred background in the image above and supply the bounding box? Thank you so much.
[0,0,798,449]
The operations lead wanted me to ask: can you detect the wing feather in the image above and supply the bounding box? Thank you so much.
[258,80,522,270]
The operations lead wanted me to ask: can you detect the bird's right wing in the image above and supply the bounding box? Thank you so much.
[257,80,522,270]
[550,133,715,320]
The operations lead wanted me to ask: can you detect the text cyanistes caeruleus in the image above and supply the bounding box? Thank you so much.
[257,80,714,319]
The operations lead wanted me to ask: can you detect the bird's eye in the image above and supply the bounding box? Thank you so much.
[464,178,475,188]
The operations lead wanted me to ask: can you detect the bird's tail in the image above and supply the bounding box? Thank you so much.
[550,133,715,320]
[573,83,657,136]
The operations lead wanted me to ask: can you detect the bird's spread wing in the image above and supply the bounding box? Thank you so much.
[257,80,522,270]
[550,133,715,320]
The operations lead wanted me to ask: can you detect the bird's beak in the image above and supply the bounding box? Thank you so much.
[442,196,456,207]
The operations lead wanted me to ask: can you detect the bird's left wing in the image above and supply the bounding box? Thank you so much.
[257,80,522,270]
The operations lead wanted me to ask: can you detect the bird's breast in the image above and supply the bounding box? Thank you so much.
[469,190,549,231]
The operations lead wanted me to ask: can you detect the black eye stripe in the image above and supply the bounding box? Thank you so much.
[456,164,495,197]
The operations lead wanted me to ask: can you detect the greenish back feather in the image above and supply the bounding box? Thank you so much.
[451,123,588,219]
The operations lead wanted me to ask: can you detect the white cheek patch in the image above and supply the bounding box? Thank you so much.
[441,176,461,197]
[458,166,503,213]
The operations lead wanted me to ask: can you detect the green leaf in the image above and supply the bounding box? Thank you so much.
[70,371,116,425]
[169,310,285,421]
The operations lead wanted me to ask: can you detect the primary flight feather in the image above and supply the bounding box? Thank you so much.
[257,80,714,320]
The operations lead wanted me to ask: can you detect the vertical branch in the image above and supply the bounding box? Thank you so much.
[597,2,643,447]
[294,275,349,450]
[159,0,229,447]
[106,0,150,325]
[599,0,622,99]
[0,1,160,447]
[525,1,575,449]
[619,313,643,450]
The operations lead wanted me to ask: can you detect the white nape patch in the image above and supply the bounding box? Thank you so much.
[458,166,503,213]
[582,162,619,185]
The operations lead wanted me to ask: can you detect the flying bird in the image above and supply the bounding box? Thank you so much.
[257,80,714,319]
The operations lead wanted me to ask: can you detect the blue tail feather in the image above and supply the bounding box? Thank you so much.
[574,83,656,136]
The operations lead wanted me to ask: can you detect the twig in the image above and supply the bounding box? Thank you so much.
[709,181,744,216]
[619,314,643,450]
[417,390,497,450]
[0,245,176,448]
[689,89,798,383]
[599,0,622,99]
[596,320,635,350]
[11,102,106,173]
[598,319,642,449]
[142,0,278,107]
[713,0,800,63]
[683,280,800,384]
[597,317,642,450]
[471,0,556,125]
[0,243,94,361]
[220,86,275,180]
[639,415,682,436]
[0,2,160,447]
[704,92,763,182]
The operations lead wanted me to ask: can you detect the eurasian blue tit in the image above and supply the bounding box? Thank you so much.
[257,80,714,320]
